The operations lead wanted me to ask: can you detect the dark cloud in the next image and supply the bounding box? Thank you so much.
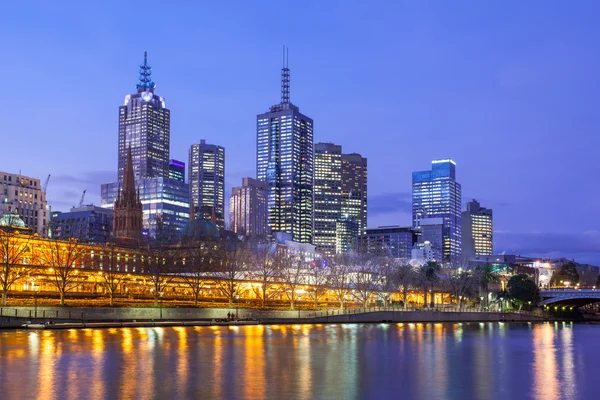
[368,192,412,216]
[52,171,116,186]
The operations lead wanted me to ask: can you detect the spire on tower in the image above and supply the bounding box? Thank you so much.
[281,46,290,104]
[122,146,136,204]
[136,51,156,93]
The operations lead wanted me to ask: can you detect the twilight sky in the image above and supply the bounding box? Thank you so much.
[1,1,599,263]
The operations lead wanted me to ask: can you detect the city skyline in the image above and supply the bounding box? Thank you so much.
[1,2,599,263]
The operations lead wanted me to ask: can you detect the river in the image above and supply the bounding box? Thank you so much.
[0,322,593,399]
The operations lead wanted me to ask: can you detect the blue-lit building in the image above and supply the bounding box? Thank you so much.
[358,226,417,261]
[412,159,462,267]
[50,205,113,243]
[257,49,314,244]
[101,52,189,240]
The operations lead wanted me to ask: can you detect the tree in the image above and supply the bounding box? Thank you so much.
[373,258,397,307]
[549,261,580,287]
[39,238,87,306]
[475,264,499,308]
[419,261,441,307]
[96,242,125,306]
[281,255,306,310]
[393,264,418,309]
[140,240,175,306]
[306,258,329,310]
[0,229,33,306]
[328,255,353,310]
[179,242,217,306]
[446,270,478,310]
[250,246,284,309]
[348,255,378,308]
[508,274,540,310]
[212,239,250,307]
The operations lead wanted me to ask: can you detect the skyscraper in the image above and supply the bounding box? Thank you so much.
[118,52,170,183]
[341,153,367,231]
[257,49,314,243]
[229,177,268,237]
[168,159,185,182]
[412,159,462,267]
[188,140,225,229]
[462,199,493,259]
[313,143,342,255]
[101,52,189,239]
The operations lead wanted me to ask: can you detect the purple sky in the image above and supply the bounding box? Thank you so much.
[1,1,599,263]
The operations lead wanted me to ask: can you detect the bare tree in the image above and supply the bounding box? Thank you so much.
[212,240,250,307]
[140,240,175,306]
[281,255,306,310]
[394,264,419,309]
[373,257,397,307]
[349,255,378,308]
[0,229,33,306]
[306,258,329,310]
[328,255,353,310]
[39,238,87,306]
[445,270,478,310]
[96,242,125,306]
[250,246,284,309]
[179,242,217,306]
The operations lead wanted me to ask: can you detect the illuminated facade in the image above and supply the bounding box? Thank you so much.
[314,143,342,255]
[188,140,225,229]
[229,178,267,237]
[101,52,189,239]
[0,172,49,237]
[412,159,462,267]
[336,217,359,255]
[168,159,185,182]
[51,205,113,243]
[257,51,313,243]
[358,226,416,260]
[461,199,493,258]
[341,153,367,231]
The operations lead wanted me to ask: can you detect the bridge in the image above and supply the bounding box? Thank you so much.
[539,289,600,306]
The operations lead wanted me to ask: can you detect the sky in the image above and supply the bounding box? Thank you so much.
[1,1,599,264]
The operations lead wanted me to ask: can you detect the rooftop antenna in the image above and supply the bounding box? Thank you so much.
[281,45,290,104]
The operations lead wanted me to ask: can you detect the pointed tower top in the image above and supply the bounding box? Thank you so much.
[136,51,156,93]
[281,46,290,104]
[123,146,136,202]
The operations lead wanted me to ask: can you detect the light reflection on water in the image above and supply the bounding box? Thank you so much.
[0,322,595,400]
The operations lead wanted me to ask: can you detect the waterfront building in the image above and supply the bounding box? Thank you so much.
[461,199,493,259]
[101,52,189,238]
[229,177,268,237]
[50,205,113,243]
[358,226,416,260]
[341,153,368,231]
[188,140,225,229]
[314,143,342,255]
[257,49,314,243]
[0,172,49,237]
[412,159,462,267]
[169,159,185,182]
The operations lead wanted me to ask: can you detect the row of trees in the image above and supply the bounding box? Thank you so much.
[0,228,539,310]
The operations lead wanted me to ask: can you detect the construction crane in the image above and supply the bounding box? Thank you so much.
[78,190,87,208]
[42,174,51,193]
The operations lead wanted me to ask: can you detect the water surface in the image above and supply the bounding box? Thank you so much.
[0,322,593,399]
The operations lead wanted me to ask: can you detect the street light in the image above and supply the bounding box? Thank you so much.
[159,291,164,319]
[34,284,40,319]
[235,294,240,320]
[480,296,484,312]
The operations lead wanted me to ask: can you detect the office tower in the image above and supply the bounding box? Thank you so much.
[169,160,185,182]
[0,172,49,237]
[51,206,113,243]
[118,52,170,183]
[358,226,417,260]
[229,177,268,237]
[313,143,342,255]
[462,199,493,259]
[188,140,225,229]
[341,153,367,231]
[257,50,314,243]
[336,217,359,255]
[417,217,444,263]
[412,159,462,267]
[101,52,189,239]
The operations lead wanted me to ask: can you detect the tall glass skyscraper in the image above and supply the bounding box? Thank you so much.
[341,153,368,231]
[101,52,189,240]
[257,50,314,244]
[188,140,225,229]
[314,143,342,255]
[412,159,462,267]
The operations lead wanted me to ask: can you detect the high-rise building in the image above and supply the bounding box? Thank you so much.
[336,217,359,255]
[358,226,416,260]
[341,153,367,231]
[51,205,113,243]
[461,199,493,259]
[101,52,189,239]
[0,172,49,237]
[169,159,185,182]
[188,140,225,229]
[257,49,313,243]
[412,159,462,267]
[229,177,268,237]
[313,143,342,255]
[117,52,170,183]
[417,217,444,263]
